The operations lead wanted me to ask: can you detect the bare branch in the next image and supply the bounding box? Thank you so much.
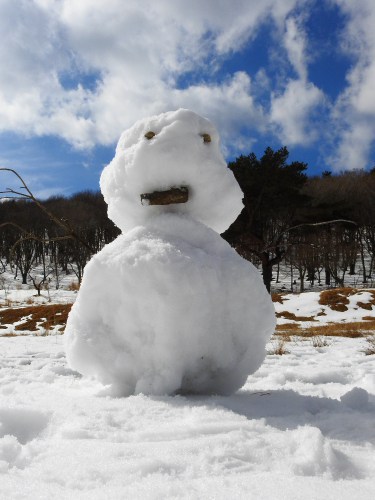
[0,168,94,252]
[286,219,357,233]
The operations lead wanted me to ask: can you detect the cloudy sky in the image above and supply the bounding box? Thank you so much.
[1,0,375,197]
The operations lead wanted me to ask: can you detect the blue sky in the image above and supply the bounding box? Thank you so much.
[1,0,375,198]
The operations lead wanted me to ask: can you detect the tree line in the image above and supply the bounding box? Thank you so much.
[0,190,119,290]
[223,147,375,292]
[1,148,375,293]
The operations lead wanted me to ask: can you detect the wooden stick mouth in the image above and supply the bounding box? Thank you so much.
[140,186,189,205]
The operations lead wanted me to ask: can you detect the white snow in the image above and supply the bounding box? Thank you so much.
[1,334,374,498]
[274,290,375,326]
[65,109,275,396]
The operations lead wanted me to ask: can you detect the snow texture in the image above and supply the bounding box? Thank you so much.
[65,109,275,396]
[1,334,375,498]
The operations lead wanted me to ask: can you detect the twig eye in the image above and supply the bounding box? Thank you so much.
[144,131,156,140]
[200,133,211,143]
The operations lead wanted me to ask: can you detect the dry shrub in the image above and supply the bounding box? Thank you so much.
[68,281,80,291]
[0,303,73,333]
[268,337,290,355]
[311,335,330,348]
[276,310,316,322]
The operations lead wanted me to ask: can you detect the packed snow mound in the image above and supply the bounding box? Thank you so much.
[100,108,243,233]
[64,215,275,396]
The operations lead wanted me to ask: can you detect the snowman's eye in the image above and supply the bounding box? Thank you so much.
[144,131,156,140]
[200,133,211,143]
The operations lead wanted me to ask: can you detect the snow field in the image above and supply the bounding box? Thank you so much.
[1,335,374,499]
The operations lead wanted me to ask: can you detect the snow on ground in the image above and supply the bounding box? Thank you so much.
[1,333,374,499]
[274,289,375,326]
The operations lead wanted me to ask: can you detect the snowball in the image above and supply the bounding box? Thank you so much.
[64,215,275,396]
[287,426,344,478]
[0,435,22,471]
[100,108,243,233]
[340,387,369,409]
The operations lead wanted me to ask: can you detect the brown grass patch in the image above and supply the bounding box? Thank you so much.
[276,323,301,331]
[302,320,375,338]
[319,287,354,312]
[68,281,80,291]
[319,288,375,312]
[276,310,316,322]
[0,303,73,333]
[272,293,285,304]
[357,301,373,310]
[0,333,22,337]
[276,319,375,338]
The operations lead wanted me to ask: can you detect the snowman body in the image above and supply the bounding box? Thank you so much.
[64,109,275,396]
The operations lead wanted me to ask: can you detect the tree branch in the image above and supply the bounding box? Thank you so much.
[0,168,94,252]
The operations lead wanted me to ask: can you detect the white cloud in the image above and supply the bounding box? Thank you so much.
[283,16,308,80]
[329,0,375,169]
[270,79,325,145]
[332,122,374,171]
[269,10,326,147]
[0,0,309,153]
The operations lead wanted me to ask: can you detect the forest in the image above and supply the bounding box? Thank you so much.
[1,147,375,293]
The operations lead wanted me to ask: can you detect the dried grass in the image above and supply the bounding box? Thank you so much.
[276,319,375,338]
[357,301,373,310]
[319,287,356,312]
[319,287,375,312]
[302,320,375,338]
[276,311,316,322]
[68,281,80,291]
[272,293,285,304]
[0,303,73,332]
[311,335,330,348]
[276,323,301,331]
[267,337,290,355]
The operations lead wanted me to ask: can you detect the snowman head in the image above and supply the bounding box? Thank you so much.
[100,109,243,233]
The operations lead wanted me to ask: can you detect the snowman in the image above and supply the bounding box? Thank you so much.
[64,109,275,396]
